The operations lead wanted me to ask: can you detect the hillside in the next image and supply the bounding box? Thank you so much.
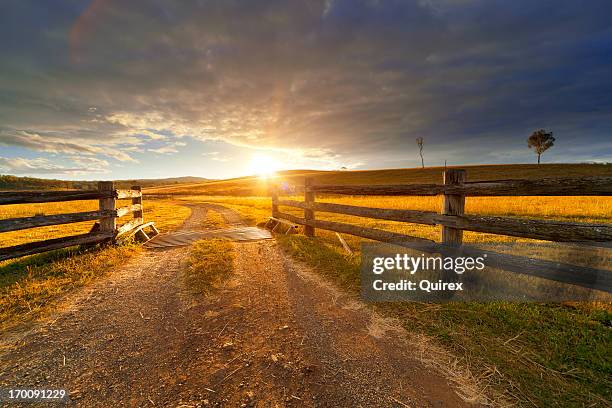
[144,163,612,196]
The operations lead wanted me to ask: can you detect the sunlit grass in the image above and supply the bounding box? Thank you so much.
[201,209,227,229]
[180,193,611,407]
[144,163,612,197]
[0,199,191,248]
[179,194,612,247]
[182,239,234,295]
[0,199,191,331]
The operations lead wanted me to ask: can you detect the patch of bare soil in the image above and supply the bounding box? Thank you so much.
[0,204,485,407]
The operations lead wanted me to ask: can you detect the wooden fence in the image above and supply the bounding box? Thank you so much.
[0,182,149,262]
[271,170,612,293]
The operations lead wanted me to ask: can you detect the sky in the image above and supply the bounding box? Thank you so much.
[0,0,611,180]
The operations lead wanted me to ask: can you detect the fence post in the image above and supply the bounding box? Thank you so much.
[132,185,143,225]
[271,184,279,218]
[98,181,116,236]
[304,177,315,237]
[441,169,466,246]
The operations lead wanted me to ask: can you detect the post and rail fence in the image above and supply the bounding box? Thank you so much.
[270,170,612,293]
[0,182,157,262]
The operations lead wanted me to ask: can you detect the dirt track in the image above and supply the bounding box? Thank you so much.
[0,204,483,407]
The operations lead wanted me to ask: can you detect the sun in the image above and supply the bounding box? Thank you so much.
[248,154,281,178]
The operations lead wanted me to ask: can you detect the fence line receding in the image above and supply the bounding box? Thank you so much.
[270,170,612,293]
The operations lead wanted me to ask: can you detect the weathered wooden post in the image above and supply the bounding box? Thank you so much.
[441,169,466,246]
[98,181,116,237]
[132,185,143,225]
[271,183,279,218]
[304,177,315,237]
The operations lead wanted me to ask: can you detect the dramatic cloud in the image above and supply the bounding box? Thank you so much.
[1,0,611,177]
[0,156,109,175]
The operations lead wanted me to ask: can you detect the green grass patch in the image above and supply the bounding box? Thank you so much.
[183,239,234,294]
[277,234,612,407]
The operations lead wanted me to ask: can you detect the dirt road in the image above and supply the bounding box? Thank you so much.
[0,204,484,407]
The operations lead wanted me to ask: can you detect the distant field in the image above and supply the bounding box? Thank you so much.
[144,163,612,196]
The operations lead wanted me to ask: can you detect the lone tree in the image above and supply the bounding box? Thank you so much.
[416,137,424,168]
[527,129,555,164]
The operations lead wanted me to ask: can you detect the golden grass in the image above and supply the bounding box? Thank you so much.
[183,239,234,295]
[201,209,227,229]
[0,199,191,248]
[178,194,612,247]
[0,245,139,332]
[145,163,612,197]
[176,193,611,407]
[0,198,192,331]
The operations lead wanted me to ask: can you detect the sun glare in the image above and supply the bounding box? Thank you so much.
[248,154,281,178]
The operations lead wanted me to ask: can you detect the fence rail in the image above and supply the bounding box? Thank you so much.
[0,182,147,262]
[271,170,612,293]
[307,176,612,196]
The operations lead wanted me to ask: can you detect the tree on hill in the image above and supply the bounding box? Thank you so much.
[527,129,555,164]
[416,137,424,168]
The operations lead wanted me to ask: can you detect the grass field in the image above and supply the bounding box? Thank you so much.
[0,198,191,331]
[183,239,234,295]
[145,163,612,197]
[169,163,612,407]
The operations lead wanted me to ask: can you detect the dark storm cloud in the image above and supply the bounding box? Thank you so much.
[1,0,611,169]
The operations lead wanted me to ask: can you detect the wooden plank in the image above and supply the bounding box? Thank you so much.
[98,181,116,235]
[433,214,612,244]
[308,183,443,196]
[277,199,611,243]
[135,229,150,242]
[0,190,109,205]
[0,210,108,233]
[279,213,612,293]
[115,221,155,243]
[308,176,612,196]
[275,211,433,244]
[0,233,113,262]
[269,217,299,228]
[336,232,353,255]
[457,246,612,294]
[131,185,143,224]
[271,185,279,218]
[304,177,315,237]
[115,219,144,237]
[116,189,142,199]
[441,169,466,246]
[276,212,611,293]
[278,200,438,225]
[114,204,143,218]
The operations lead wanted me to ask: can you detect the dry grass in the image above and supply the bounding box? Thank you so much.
[178,194,611,248]
[0,245,139,332]
[0,198,191,331]
[145,163,612,197]
[183,239,234,295]
[201,209,227,229]
[0,199,191,248]
[177,193,611,407]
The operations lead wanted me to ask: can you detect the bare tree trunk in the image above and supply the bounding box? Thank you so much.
[420,152,424,168]
[537,153,541,164]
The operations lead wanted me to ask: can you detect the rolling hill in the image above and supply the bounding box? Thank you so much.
[144,163,612,196]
